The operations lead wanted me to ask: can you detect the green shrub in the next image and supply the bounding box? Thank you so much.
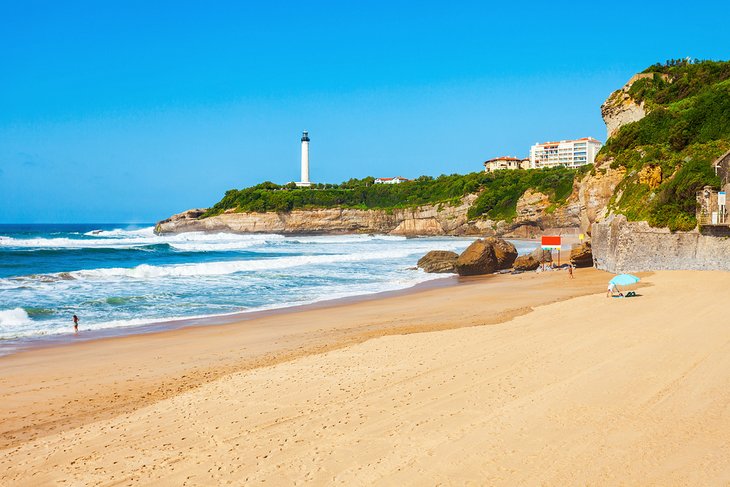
[600,60,730,231]
[203,167,579,222]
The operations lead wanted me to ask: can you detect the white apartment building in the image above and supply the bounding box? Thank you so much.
[529,137,602,169]
[484,156,530,173]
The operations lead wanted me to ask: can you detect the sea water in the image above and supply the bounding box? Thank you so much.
[0,224,536,350]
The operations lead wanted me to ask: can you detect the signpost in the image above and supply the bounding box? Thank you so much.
[719,191,727,224]
[541,235,562,267]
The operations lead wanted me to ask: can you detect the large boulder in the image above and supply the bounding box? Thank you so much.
[417,250,459,273]
[455,238,516,276]
[455,239,497,276]
[484,237,518,270]
[529,246,553,264]
[513,254,540,271]
[570,242,594,268]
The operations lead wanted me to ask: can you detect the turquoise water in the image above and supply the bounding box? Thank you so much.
[0,224,535,348]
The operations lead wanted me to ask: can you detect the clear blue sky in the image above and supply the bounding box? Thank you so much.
[1,0,728,223]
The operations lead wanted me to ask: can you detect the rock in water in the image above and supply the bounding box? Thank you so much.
[570,242,594,268]
[513,254,540,271]
[417,250,459,273]
[484,237,518,270]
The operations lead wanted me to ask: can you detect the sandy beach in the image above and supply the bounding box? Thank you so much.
[2,268,730,485]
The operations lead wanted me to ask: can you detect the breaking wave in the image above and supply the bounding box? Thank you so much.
[68,248,422,280]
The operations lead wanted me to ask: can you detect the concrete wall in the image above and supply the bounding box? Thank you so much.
[592,214,730,272]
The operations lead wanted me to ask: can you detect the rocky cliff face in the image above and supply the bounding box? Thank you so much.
[510,187,581,238]
[576,164,625,235]
[156,196,499,237]
[156,190,584,237]
[600,73,652,139]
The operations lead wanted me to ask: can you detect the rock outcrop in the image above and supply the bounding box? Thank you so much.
[455,239,498,276]
[156,197,487,237]
[576,164,625,235]
[156,189,581,238]
[417,251,459,274]
[512,246,553,272]
[513,255,540,271]
[529,246,552,264]
[569,243,594,268]
[504,188,581,239]
[487,237,518,270]
[592,214,730,272]
[638,165,662,190]
[600,73,654,139]
[454,238,516,276]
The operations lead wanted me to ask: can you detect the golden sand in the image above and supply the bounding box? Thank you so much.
[2,269,729,485]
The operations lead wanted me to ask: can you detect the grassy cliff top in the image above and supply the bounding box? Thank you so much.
[203,167,581,222]
[601,59,730,231]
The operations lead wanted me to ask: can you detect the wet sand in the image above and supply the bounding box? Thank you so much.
[4,269,730,484]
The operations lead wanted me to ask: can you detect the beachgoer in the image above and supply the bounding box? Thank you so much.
[607,283,623,298]
[568,265,574,279]
[73,314,79,333]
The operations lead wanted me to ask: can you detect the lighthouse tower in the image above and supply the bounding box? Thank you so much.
[297,131,312,187]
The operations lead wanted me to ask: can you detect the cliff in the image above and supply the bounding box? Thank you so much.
[156,193,581,237]
[600,73,651,139]
[590,60,730,271]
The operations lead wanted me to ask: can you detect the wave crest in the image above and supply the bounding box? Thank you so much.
[0,308,33,327]
[68,248,420,280]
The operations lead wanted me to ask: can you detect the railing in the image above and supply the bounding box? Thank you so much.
[697,210,729,226]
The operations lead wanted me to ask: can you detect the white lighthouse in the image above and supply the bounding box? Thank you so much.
[296,131,312,187]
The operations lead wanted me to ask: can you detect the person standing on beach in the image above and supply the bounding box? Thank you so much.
[73,314,79,333]
[568,265,574,279]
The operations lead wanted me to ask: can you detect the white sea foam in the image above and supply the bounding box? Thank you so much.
[0,229,284,251]
[0,228,418,251]
[82,227,156,238]
[285,234,408,244]
[68,248,425,280]
[0,268,447,342]
[0,231,530,345]
[0,308,33,327]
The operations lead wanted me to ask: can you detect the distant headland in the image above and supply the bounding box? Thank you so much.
[157,59,730,271]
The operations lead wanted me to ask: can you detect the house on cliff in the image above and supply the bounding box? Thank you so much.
[374,176,410,184]
[483,156,530,173]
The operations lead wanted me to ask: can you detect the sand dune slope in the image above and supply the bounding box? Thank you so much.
[2,271,730,485]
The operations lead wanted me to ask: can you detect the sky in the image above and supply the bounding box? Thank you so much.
[1,0,729,223]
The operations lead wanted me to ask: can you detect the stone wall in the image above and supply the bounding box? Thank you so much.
[592,214,730,272]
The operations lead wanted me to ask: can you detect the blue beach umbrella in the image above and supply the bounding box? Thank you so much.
[609,274,640,286]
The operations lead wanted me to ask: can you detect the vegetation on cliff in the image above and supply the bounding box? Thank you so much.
[602,60,730,231]
[203,167,578,222]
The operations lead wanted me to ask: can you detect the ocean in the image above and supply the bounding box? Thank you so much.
[0,224,536,353]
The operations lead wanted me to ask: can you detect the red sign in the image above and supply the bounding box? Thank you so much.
[541,236,561,247]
